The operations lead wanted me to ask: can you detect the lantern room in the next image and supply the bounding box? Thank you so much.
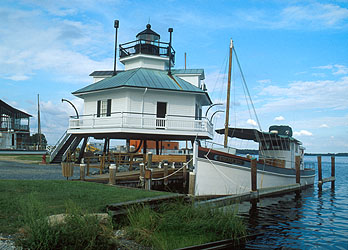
[119,24,175,71]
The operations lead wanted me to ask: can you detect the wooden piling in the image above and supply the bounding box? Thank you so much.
[164,162,169,186]
[147,152,153,169]
[295,156,301,184]
[183,163,187,188]
[79,163,86,180]
[188,172,196,195]
[318,156,322,185]
[145,169,152,190]
[251,159,257,192]
[109,164,116,185]
[140,163,145,188]
[331,156,335,188]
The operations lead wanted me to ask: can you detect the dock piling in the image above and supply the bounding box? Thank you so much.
[251,159,257,192]
[295,157,301,184]
[188,172,196,195]
[109,164,116,185]
[164,162,169,186]
[79,163,86,181]
[147,152,153,169]
[318,155,335,188]
[145,169,152,190]
[318,156,322,189]
[331,156,335,189]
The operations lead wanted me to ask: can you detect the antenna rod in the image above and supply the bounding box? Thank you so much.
[185,52,187,70]
[168,28,173,75]
[113,20,119,76]
[224,39,233,148]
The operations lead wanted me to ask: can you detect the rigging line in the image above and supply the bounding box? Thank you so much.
[233,47,262,131]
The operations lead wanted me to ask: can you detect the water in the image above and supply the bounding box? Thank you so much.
[238,156,348,249]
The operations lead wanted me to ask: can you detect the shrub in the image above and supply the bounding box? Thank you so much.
[125,200,246,249]
[16,196,118,250]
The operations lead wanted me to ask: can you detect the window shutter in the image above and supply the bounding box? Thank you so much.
[97,100,101,117]
[107,99,112,117]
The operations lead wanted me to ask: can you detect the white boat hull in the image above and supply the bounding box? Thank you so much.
[194,157,315,196]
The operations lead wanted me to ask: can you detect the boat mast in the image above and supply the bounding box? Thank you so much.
[37,94,41,150]
[224,39,233,148]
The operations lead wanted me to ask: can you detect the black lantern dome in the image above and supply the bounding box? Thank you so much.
[136,24,160,42]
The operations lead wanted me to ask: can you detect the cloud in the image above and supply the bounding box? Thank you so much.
[0,6,114,84]
[274,116,285,121]
[3,74,30,81]
[279,3,348,28]
[313,65,334,69]
[233,2,348,30]
[258,75,348,112]
[258,79,271,84]
[293,130,313,136]
[333,64,348,75]
[320,124,329,128]
[247,119,257,126]
[313,64,348,75]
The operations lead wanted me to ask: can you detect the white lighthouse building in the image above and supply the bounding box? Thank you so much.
[51,23,213,163]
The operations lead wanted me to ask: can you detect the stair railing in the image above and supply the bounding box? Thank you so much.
[50,130,69,162]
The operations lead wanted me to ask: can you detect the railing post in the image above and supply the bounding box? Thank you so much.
[251,159,257,192]
[331,156,335,189]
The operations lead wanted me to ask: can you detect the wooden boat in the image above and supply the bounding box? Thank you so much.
[192,40,315,196]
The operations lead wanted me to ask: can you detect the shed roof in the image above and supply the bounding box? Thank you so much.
[0,99,32,118]
[74,68,212,104]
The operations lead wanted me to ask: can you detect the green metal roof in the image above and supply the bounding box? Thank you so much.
[73,68,209,97]
[172,69,205,79]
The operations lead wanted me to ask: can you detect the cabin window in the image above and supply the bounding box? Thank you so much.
[261,140,290,151]
[97,99,112,117]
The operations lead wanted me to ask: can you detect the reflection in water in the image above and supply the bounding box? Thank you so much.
[237,156,348,250]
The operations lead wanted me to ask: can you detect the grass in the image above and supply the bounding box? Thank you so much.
[0,180,167,234]
[0,154,49,163]
[125,201,247,249]
[16,197,119,250]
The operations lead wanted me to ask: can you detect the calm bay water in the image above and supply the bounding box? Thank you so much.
[239,156,348,249]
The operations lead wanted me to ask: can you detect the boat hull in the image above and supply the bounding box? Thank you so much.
[194,147,315,196]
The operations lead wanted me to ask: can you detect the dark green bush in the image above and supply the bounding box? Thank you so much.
[125,201,246,250]
[16,197,118,250]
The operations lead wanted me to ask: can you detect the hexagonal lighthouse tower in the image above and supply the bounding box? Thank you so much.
[51,23,213,163]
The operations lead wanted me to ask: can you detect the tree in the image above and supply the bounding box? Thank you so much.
[30,133,47,149]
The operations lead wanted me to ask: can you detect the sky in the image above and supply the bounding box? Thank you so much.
[0,0,347,153]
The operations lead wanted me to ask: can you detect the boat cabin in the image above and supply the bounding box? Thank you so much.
[216,125,304,169]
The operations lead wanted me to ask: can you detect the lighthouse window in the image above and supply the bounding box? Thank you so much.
[97,99,112,117]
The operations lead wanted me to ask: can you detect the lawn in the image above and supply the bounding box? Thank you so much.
[0,180,167,234]
[0,154,49,164]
